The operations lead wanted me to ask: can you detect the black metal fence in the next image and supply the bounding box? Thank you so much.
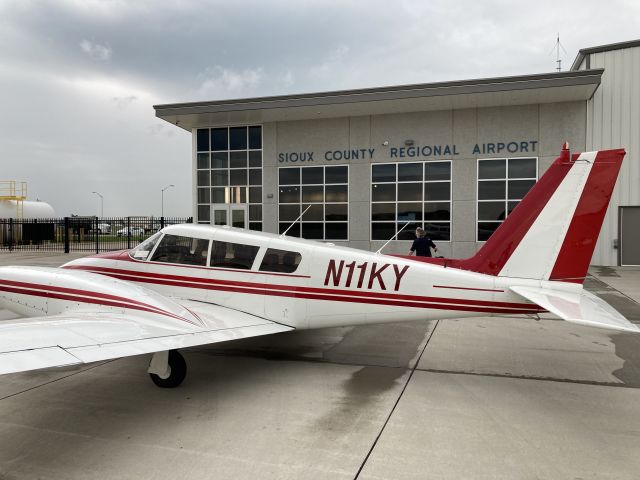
[0,216,192,253]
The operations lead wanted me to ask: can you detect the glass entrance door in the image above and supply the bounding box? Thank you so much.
[211,204,248,229]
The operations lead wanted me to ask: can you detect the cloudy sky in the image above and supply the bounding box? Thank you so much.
[1,0,639,217]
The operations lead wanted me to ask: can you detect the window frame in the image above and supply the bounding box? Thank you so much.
[195,125,263,231]
[369,160,452,242]
[147,233,212,267]
[277,164,350,241]
[476,156,538,242]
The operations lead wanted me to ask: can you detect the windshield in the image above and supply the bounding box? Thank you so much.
[129,232,163,260]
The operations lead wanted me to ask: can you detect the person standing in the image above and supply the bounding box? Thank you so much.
[408,227,437,257]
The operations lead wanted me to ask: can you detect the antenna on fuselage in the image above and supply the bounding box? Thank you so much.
[375,222,410,254]
[280,205,312,237]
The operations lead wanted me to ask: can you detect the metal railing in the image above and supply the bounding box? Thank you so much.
[0,216,192,253]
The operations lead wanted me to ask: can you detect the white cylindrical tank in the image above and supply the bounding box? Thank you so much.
[0,200,56,218]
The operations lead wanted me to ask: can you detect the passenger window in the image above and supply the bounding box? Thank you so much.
[210,240,260,270]
[259,248,302,273]
[130,232,162,260]
[150,234,210,266]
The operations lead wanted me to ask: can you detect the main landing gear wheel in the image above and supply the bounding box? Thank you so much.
[148,350,187,388]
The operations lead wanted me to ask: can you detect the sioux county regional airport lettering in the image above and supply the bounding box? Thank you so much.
[278,140,537,162]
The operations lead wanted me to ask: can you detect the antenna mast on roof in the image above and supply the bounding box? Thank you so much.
[549,33,567,72]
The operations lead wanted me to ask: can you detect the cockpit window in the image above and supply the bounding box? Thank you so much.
[150,234,210,266]
[209,241,260,270]
[259,248,302,273]
[129,232,162,260]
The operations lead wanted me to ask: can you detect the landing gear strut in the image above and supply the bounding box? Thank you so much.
[148,350,187,388]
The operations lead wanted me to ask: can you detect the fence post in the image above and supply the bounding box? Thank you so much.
[161,216,165,229]
[95,217,99,254]
[64,217,70,253]
[8,218,13,252]
[127,217,131,249]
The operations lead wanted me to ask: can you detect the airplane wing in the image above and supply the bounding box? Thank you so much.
[510,285,640,333]
[0,300,292,375]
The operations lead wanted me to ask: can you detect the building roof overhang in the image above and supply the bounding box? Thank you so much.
[154,69,603,131]
[571,39,640,70]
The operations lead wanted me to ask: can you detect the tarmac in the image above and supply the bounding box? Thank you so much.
[0,252,639,479]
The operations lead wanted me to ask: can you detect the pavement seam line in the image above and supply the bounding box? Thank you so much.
[416,367,638,388]
[353,319,440,480]
[0,360,117,401]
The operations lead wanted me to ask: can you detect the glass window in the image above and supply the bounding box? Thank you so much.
[279,186,300,203]
[302,204,323,221]
[249,169,262,185]
[129,232,162,260]
[197,188,210,204]
[150,234,210,266]
[477,157,537,241]
[211,128,228,151]
[508,158,537,178]
[302,185,324,203]
[230,169,247,186]
[249,126,262,149]
[229,127,247,150]
[249,187,262,203]
[197,205,210,224]
[372,164,396,183]
[302,223,323,239]
[197,170,210,187]
[302,167,323,184]
[325,223,348,240]
[279,204,300,221]
[212,152,228,169]
[211,188,226,203]
[197,129,209,152]
[325,203,348,221]
[397,203,422,221]
[425,162,451,181]
[325,185,347,202]
[212,170,228,186]
[197,153,210,169]
[259,248,302,273]
[249,204,262,221]
[398,163,423,182]
[197,126,262,229]
[371,161,452,241]
[372,222,397,240]
[230,151,247,168]
[478,159,506,179]
[278,165,349,240]
[424,202,450,221]
[279,168,300,185]
[397,183,422,201]
[210,240,259,269]
[325,166,348,184]
[372,184,396,202]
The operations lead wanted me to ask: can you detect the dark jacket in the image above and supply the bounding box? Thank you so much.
[410,237,436,257]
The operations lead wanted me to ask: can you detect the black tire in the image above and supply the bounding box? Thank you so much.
[149,350,187,388]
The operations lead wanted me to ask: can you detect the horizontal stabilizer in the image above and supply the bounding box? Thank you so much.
[510,285,640,333]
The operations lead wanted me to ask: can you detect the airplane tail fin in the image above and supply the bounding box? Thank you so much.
[457,145,624,283]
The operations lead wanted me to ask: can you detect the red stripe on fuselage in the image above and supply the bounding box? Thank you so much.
[64,264,543,314]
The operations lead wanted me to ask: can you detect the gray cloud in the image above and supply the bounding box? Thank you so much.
[0,0,639,216]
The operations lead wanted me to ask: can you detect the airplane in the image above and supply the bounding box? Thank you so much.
[0,144,637,388]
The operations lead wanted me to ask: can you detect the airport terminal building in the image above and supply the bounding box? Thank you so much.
[155,39,640,266]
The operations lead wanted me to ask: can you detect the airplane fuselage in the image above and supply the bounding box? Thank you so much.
[59,225,553,330]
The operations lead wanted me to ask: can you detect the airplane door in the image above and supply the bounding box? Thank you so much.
[261,240,310,329]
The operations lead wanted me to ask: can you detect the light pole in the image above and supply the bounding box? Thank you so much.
[161,184,174,218]
[92,191,103,217]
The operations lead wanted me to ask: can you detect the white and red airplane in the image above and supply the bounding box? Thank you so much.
[0,145,637,387]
